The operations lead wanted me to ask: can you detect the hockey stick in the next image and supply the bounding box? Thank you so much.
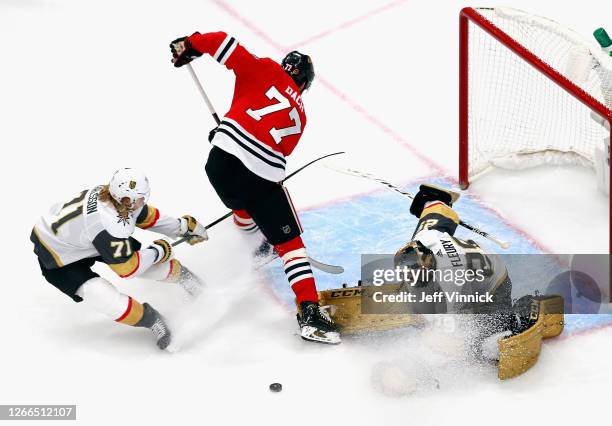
[173,228,342,274]
[325,164,511,250]
[308,258,344,274]
[172,153,346,274]
[254,251,344,275]
[180,65,344,271]
[173,151,345,246]
[186,63,221,125]
[184,64,344,185]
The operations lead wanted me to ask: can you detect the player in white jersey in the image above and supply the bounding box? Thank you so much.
[393,184,546,359]
[30,168,208,350]
[395,184,511,315]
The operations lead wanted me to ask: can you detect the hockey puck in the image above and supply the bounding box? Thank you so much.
[269,383,282,392]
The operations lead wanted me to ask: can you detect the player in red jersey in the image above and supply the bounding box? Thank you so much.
[170,31,340,344]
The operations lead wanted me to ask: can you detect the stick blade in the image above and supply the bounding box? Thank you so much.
[308,257,344,274]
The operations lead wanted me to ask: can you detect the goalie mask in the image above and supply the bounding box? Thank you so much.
[394,240,436,286]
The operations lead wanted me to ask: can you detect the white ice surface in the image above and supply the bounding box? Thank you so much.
[1,0,611,425]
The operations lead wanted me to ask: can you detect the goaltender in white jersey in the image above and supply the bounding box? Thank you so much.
[394,187,510,315]
[30,168,209,350]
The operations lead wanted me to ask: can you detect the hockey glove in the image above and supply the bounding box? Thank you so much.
[170,34,203,68]
[179,215,209,245]
[409,184,456,218]
[149,239,173,264]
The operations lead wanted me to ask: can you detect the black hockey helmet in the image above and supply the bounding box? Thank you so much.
[281,51,315,92]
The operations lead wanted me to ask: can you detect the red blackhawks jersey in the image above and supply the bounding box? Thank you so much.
[188,31,307,182]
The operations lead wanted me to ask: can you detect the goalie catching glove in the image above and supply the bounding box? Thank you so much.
[170,34,203,67]
[409,184,460,218]
[179,215,208,245]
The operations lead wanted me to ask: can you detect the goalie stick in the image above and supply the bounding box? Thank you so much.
[325,164,511,250]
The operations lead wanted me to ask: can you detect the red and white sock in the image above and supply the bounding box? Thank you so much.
[274,236,319,304]
[232,209,259,233]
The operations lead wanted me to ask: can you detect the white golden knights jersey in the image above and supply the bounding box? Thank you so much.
[31,186,181,277]
[398,201,510,312]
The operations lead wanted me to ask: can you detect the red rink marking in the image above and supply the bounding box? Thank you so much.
[210,0,285,51]
[285,0,410,50]
[210,0,554,256]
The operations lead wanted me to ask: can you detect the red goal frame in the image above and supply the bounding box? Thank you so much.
[458,7,612,254]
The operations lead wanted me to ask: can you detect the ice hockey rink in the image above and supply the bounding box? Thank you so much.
[1,0,611,424]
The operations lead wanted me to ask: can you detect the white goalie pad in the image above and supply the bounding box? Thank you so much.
[594,136,610,195]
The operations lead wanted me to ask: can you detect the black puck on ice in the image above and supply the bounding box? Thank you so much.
[269,383,282,392]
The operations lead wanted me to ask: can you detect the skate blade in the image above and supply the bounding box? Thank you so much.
[253,253,277,270]
[300,326,341,345]
[165,341,181,353]
[179,268,205,300]
[181,284,203,301]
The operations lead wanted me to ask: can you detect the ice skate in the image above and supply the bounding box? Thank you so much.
[136,303,172,350]
[177,265,204,299]
[297,301,341,344]
[252,238,277,269]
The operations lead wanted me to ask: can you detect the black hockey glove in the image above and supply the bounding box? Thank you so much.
[170,34,203,68]
[208,127,218,143]
[509,295,540,335]
[409,184,455,218]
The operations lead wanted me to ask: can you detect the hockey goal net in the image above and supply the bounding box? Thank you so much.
[459,6,612,249]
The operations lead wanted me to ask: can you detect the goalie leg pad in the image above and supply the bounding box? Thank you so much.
[497,295,564,380]
[594,136,610,195]
[315,284,424,334]
[536,295,564,338]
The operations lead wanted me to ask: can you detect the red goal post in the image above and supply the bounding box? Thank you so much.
[458,6,612,252]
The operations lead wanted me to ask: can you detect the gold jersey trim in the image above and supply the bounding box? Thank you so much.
[421,202,460,224]
[108,252,140,278]
[32,227,64,268]
[137,205,160,229]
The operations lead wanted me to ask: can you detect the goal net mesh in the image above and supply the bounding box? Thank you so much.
[466,7,612,178]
